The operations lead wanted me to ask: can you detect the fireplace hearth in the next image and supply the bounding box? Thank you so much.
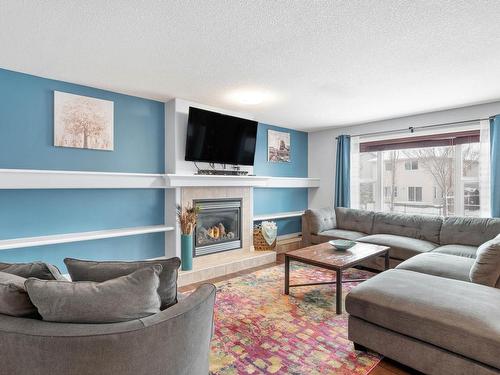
[193,199,242,257]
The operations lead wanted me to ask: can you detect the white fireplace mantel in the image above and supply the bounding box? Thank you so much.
[165,174,320,188]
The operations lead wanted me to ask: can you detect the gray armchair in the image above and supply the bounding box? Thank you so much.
[0,284,216,375]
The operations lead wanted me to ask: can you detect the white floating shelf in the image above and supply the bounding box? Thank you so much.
[0,225,174,250]
[0,169,320,189]
[0,169,166,189]
[253,210,305,221]
[265,177,320,188]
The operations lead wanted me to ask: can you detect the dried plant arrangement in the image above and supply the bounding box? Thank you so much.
[176,204,199,235]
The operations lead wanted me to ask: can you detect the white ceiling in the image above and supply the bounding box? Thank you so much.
[2,0,500,132]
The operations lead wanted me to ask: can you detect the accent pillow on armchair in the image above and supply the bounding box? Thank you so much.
[0,261,64,280]
[25,266,162,323]
[0,272,38,317]
[64,257,181,309]
[470,234,500,288]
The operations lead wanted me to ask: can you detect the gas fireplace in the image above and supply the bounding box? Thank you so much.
[193,199,242,257]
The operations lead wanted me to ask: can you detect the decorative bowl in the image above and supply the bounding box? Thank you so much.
[329,239,356,251]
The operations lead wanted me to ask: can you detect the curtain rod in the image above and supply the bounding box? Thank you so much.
[336,117,491,140]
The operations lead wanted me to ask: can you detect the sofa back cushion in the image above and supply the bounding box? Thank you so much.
[0,272,37,317]
[335,207,374,234]
[470,234,500,288]
[372,212,442,244]
[64,257,181,309]
[304,208,336,234]
[440,217,500,246]
[25,266,162,323]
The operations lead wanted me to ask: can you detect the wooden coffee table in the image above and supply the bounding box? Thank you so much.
[284,241,390,314]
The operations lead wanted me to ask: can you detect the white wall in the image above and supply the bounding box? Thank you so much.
[171,98,255,175]
[308,100,500,209]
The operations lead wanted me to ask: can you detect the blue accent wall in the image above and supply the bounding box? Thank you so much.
[253,124,308,235]
[0,69,165,271]
[0,69,164,173]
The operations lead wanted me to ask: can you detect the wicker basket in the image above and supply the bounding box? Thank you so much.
[253,227,277,251]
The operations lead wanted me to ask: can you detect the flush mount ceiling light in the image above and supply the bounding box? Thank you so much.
[226,90,274,105]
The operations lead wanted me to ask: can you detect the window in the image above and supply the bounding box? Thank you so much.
[405,160,418,170]
[408,187,422,202]
[354,128,487,217]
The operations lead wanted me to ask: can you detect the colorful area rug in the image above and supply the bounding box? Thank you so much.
[208,263,381,375]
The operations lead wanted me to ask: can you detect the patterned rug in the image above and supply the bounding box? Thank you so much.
[208,263,381,375]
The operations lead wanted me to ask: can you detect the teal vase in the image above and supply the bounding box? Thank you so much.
[181,234,193,271]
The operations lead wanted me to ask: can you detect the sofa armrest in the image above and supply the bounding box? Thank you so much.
[302,214,312,246]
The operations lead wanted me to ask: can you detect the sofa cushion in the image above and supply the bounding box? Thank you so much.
[346,269,500,370]
[396,253,474,282]
[358,234,437,260]
[372,212,442,244]
[314,229,367,242]
[0,272,37,317]
[432,244,477,258]
[25,266,162,323]
[0,262,64,280]
[65,257,181,309]
[304,208,336,234]
[335,207,375,234]
[470,234,500,288]
[439,216,500,246]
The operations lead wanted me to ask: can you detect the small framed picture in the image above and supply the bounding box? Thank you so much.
[267,130,291,163]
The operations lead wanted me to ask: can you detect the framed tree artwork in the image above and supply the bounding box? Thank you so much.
[267,129,291,162]
[54,91,114,151]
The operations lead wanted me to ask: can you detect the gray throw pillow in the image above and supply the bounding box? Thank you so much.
[0,261,64,280]
[25,266,162,323]
[0,272,37,317]
[470,234,500,288]
[64,257,181,309]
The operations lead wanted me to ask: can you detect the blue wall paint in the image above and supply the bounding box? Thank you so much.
[0,69,166,268]
[254,123,308,177]
[253,124,308,235]
[0,68,165,173]
[0,189,164,239]
[0,234,164,273]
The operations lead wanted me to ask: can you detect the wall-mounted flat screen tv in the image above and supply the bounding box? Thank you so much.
[185,107,258,166]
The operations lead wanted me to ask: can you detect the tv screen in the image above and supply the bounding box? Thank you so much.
[185,107,258,166]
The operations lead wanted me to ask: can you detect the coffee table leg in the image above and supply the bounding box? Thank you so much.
[284,255,290,295]
[336,270,342,314]
[384,250,390,270]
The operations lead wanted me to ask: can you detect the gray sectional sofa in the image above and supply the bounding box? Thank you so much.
[303,207,500,375]
[302,207,500,270]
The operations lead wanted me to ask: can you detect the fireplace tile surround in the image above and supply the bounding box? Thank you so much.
[176,186,276,286]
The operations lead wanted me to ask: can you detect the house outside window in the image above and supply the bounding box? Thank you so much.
[405,160,418,170]
[354,126,487,217]
[408,187,423,202]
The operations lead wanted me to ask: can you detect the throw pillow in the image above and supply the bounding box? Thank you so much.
[470,234,500,288]
[0,271,37,317]
[25,266,162,323]
[0,261,64,280]
[64,257,181,309]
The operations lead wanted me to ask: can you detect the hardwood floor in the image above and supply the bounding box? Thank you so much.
[180,254,419,375]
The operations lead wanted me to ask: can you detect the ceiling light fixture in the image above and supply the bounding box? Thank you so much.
[226,90,273,105]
